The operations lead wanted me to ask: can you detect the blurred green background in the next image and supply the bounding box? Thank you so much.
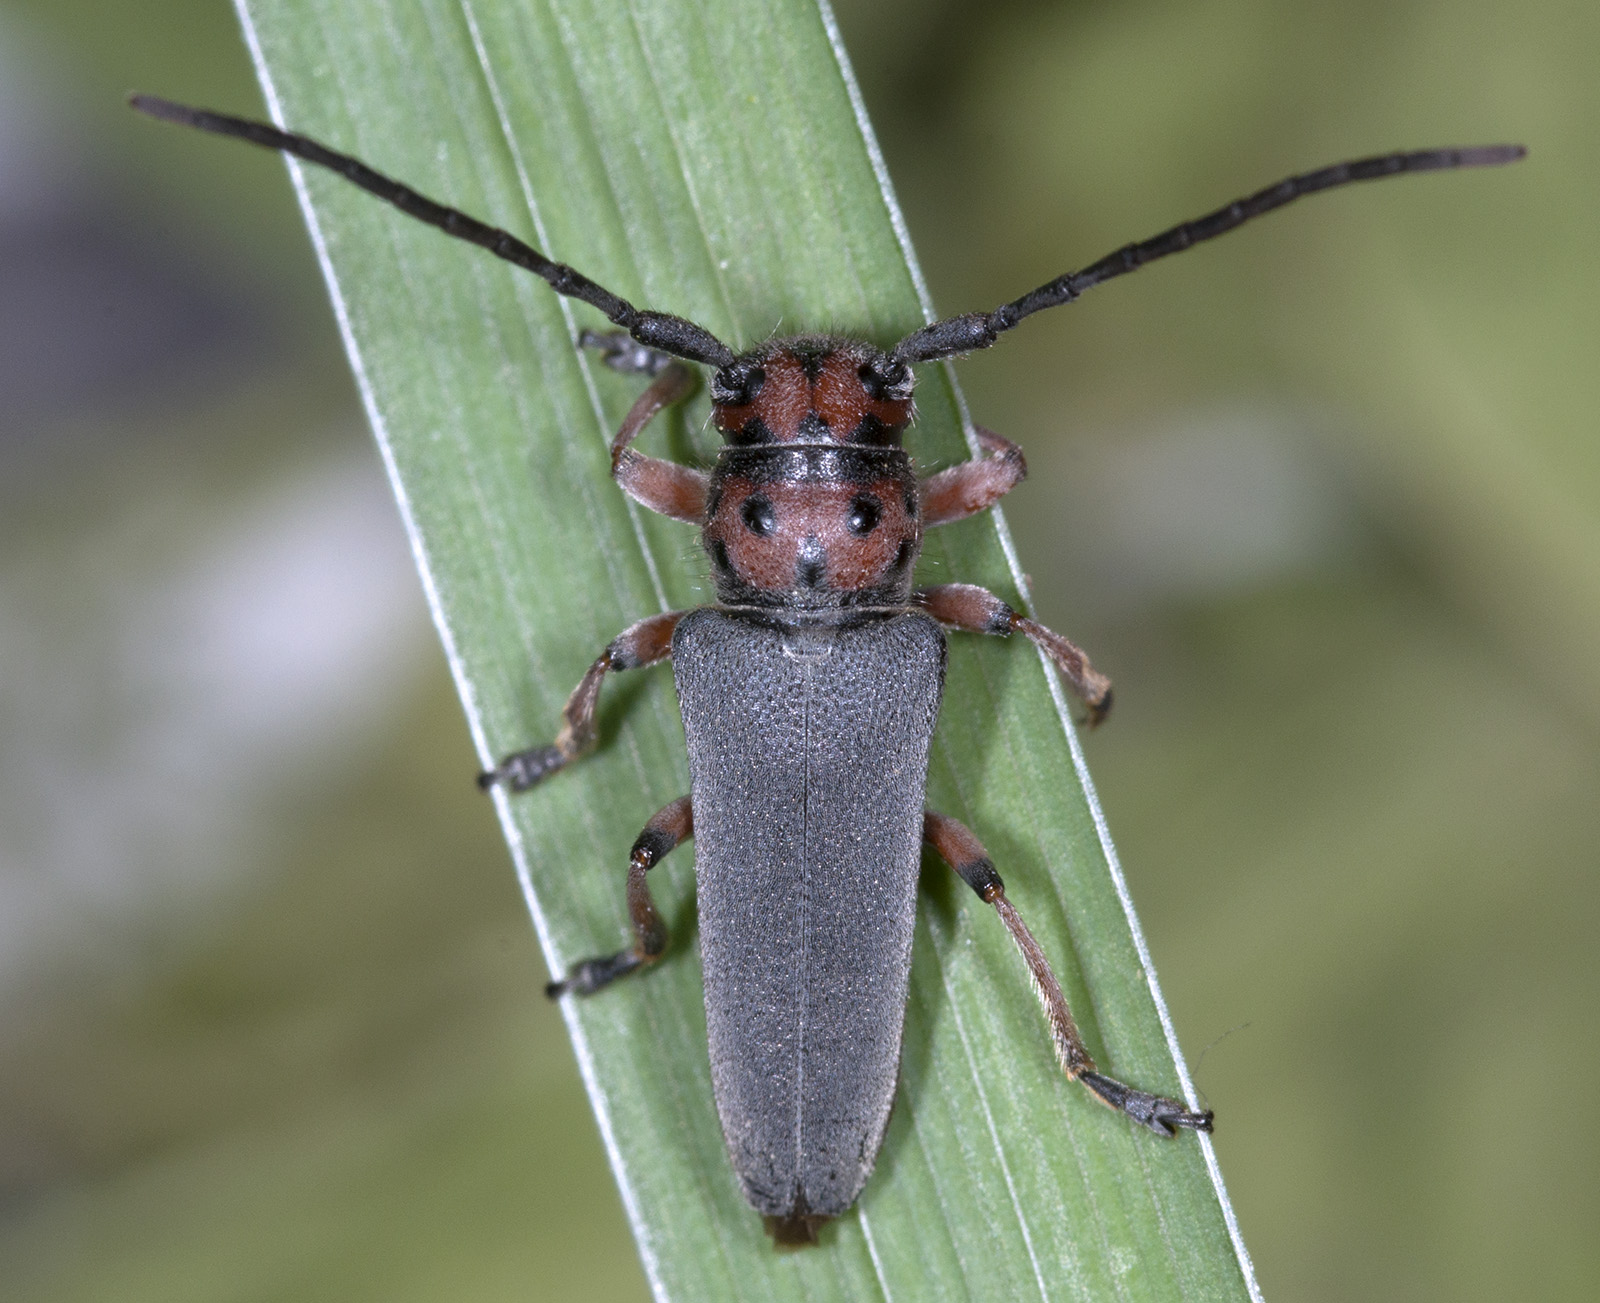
[0,1,1593,1300]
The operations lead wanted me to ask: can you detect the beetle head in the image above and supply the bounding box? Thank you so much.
[710,337,914,449]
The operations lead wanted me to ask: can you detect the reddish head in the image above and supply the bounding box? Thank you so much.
[709,337,914,447]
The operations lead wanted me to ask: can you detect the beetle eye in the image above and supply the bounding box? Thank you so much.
[712,362,766,406]
[858,357,912,402]
[847,495,881,535]
[740,494,776,536]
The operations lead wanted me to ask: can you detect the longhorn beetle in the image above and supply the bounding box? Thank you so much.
[131,93,1523,1245]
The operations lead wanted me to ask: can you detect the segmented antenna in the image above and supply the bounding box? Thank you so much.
[892,144,1527,366]
[129,94,736,369]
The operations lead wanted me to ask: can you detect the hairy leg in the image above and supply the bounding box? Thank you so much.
[923,809,1212,1136]
[547,796,693,997]
[579,335,707,524]
[916,582,1113,726]
[919,426,1027,527]
[479,610,685,791]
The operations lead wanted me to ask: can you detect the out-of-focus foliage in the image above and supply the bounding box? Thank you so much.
[0,0,1594,1301]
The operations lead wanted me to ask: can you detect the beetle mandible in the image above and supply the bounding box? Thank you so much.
[130,93,1523,1245]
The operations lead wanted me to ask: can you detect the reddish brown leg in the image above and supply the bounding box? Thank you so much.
[916,583,1114,727]
[479,610,685,791]
[923,810,1212,1137]
[593,349,707,524]
[548,796,693,998]
[919,426,1027,527]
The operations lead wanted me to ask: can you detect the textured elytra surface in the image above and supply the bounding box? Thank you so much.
[674,609,945,1218]
[238,0,1254,1296]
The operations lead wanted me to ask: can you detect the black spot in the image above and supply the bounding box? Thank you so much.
[740,494,776,536]
[893,539,916,570]
[710,539,730,572]
[794,348,829,383]
[848,413,895,445]
[847,494,881,535]
[797,554,825,588]
[903,485,918,517]
[732,416,775,446]
[797,412,831,442]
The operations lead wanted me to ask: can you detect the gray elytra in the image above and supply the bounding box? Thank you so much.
[129,92,1523,1244]
[677,606,944,1224]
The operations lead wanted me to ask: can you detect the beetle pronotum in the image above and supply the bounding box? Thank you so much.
[131,91,1522,1245]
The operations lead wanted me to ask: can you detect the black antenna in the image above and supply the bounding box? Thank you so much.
[129,95,736,369]
[892,144,1527,366]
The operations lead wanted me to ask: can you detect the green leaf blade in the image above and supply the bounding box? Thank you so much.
[235,0,1256,1296]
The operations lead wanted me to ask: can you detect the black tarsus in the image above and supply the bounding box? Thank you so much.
[545,949,645,999]
[477,744,564,792]
[128,94,736,369]
[545,794,689,999]
[892,143,1527,365]
[1079,1070,1214,1138]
